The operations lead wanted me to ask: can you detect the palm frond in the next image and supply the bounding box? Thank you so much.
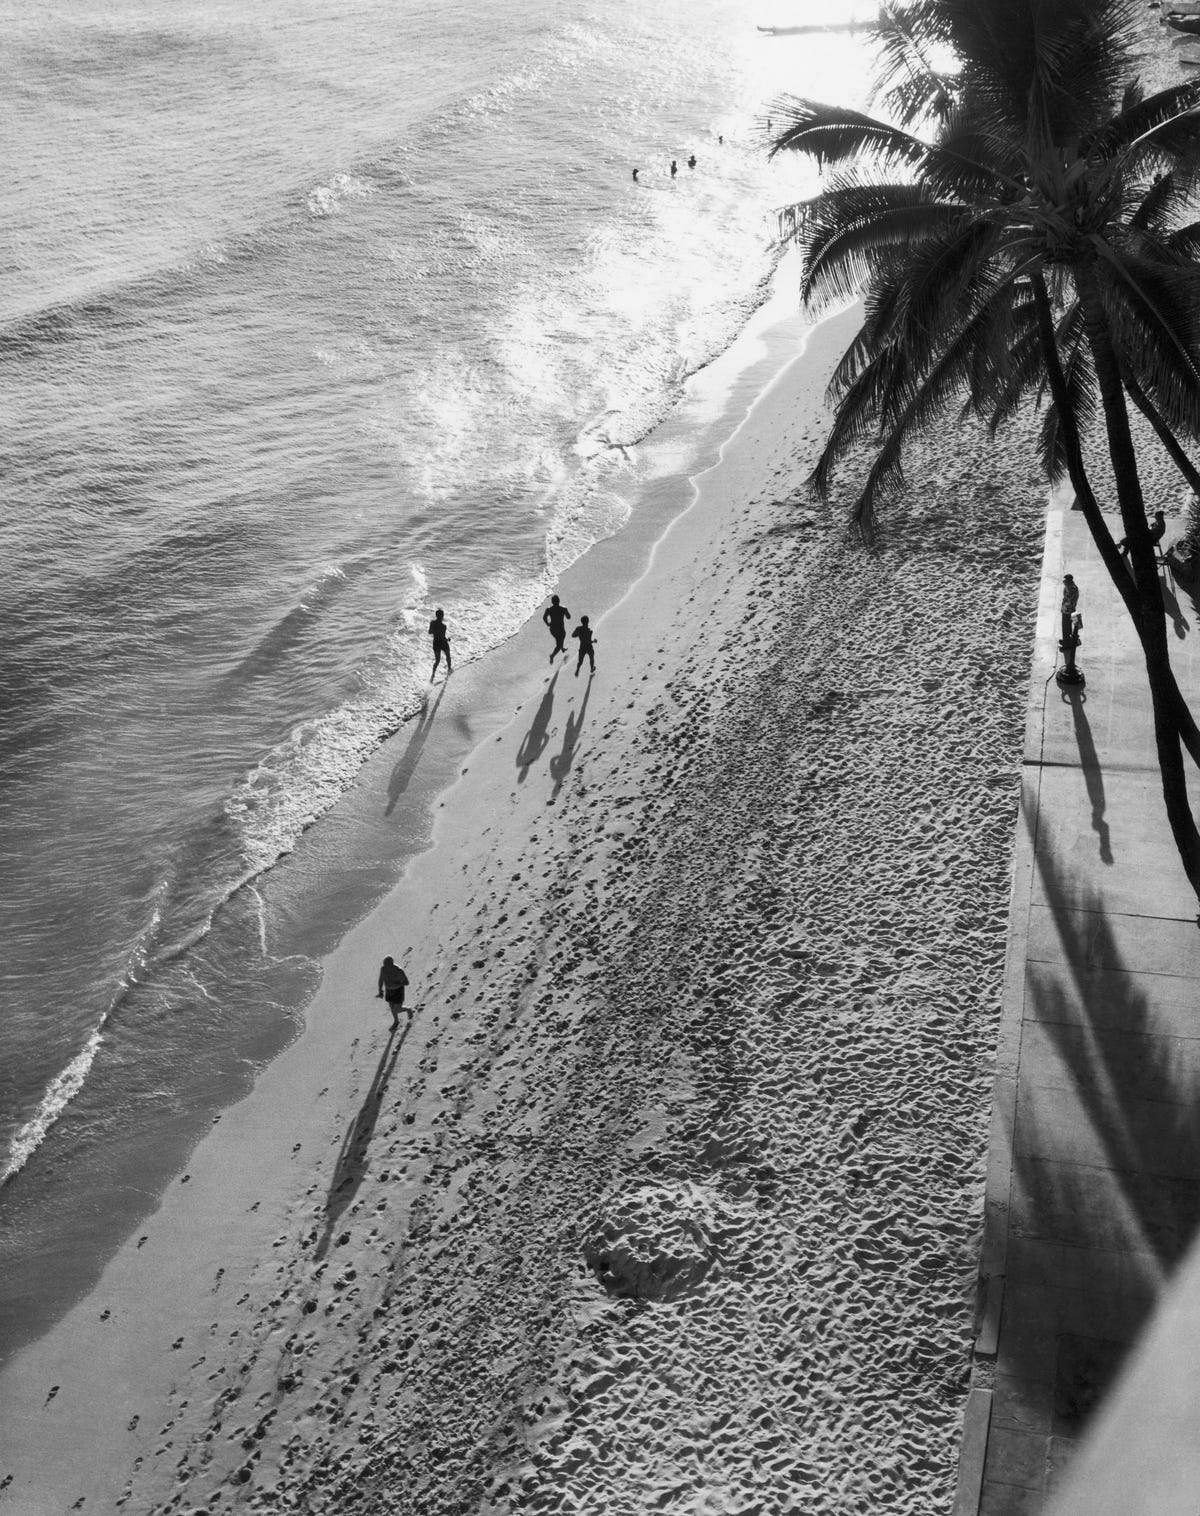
[1167,220,1200,258]
[767,100,930,174]
[799,182,974,309]
[1092,241,1200,430]
[1087,79,1200,171]
[871,1,956,127]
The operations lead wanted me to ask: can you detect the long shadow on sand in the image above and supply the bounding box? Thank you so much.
[386,685,446,816]
[314,1022,411,1261]
[992,833,1200,1471]
[549,677,591,803]
[517,672,557,782]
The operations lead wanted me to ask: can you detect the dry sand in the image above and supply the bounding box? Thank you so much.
[0,282,1050,1515]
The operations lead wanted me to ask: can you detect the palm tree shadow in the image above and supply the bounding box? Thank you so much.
[1062,686,1112,864]
[997,836,1200,1448]
[549,678,591,802]
[313,1023,409,1261]
[516,672,557,782]
[386,685,446,816]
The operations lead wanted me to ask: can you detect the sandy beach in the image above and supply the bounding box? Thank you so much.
[0,277,1051,1515]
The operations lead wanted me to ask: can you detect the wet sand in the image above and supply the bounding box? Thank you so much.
[0,284,1050,1516]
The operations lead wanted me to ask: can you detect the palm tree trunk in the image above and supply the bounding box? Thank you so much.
[1030,277,1142,625]
[1119,378,1200,764]
[1075,261,1200,905]
[1124,376,1200,499]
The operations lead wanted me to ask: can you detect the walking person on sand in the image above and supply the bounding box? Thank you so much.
[571,615,596,677]
[428,608,452,681]
[377,955,410,1031]
[542,594,572,661]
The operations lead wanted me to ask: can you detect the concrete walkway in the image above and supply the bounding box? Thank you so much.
[954,502,1200,1516]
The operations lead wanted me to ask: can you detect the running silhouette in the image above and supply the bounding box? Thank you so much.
[428,608,452,680]
[542,594,572,661]
[571,615,596,677]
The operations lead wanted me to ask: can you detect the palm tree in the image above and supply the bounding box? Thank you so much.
[769,0,1200,905]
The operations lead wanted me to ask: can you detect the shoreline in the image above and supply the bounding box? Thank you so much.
[0,250,813,1367]
[1,273,1048,1514]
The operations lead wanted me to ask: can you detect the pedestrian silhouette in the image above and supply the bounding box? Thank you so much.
[1118,509,1167,561]
[542,594,572,661]
[632,167,639,181]
[1060,573,1079,643]
[687,154,697,168]
[428,608,452,680]
[572,615,596,677]
[377,955,410,1029]
[670,159,678,178]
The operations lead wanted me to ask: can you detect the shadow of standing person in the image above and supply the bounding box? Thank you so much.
[1063,684,1112,865]
[517,672,557,782]
[1160,569,1191,640]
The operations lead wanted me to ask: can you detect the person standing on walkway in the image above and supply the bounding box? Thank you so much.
[377,955,410,1030]
[1060,574,1079,646]
[542,594,572,661]
[572,615,596,677]
[429,608,452,680]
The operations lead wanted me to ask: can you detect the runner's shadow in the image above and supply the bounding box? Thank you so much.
[517,672,557,782]
[386,685,446,815]
[1063,686,1112,864]
[313,1021,410,1260]
[549,678,591,802]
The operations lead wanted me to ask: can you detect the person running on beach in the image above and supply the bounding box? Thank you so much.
[429,608,452,680]
[542,594,572,661]
[571,615,596,677]
[377,955,410,1030]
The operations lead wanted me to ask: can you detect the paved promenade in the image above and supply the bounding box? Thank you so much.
[955,502,1200,1516]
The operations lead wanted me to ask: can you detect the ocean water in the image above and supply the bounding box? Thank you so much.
[0,0,874,1353]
